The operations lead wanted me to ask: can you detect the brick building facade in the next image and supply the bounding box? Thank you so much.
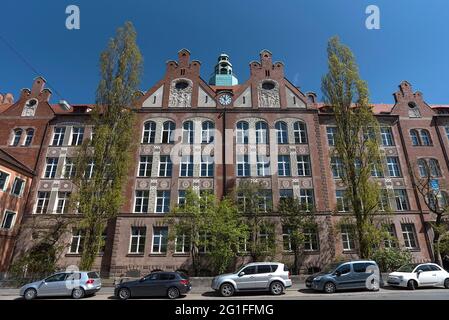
[1,49,448,277]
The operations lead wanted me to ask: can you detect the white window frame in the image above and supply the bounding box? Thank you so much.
[401,224,418,249]
[278,155,291,176]
[237,155,249,177]
[52,127,66,146]
[200,155,214,177]
[1,210,17,230]
[174,234,190,254]
[297,155,311,176]
[327,126,337,146]
[0,170,11,192]
[341,225,355,251]
[256,155,270,176]
[129,227,146,254]
[35,191,50,214]
[142,121,156,144]
[138,155,152,177]
[55,191,70,214]
[201,121,214,144]
[155,190,170,213]
[134,190,149,213]
[380,127,394,146]
[158,155,172,177]
[11,177,25,197]
[70,127,84,146]
[151,227,168,253]
[69,229,83,254]
[387,157,401,177]
[180,155,194,177]
[44,157,58,179]
[293,121,307,144]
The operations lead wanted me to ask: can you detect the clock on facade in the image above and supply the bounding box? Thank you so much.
[219,94,232,106]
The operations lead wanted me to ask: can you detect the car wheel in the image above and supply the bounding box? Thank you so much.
[167,287,180,299]
[71,287,85,299]
[407,280,417,290]
[444,278,449,289]
[324,282,336,294]
[220,283,235,297]
[24,288,37,300]
[269,281,284,295]
[117,288,131,300]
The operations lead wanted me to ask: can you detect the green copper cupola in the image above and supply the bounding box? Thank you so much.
[208,53,239,86]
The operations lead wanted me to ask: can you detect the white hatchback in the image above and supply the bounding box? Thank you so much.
[387,263,449,290]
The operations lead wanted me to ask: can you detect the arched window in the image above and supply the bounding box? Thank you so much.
[275,121,288,144]
[255,121,268,144]
[236,121,249,144]
[11,129,23,146]
[201,121,214,144]
[417,159,428,177]
[142,121,156,144]
[161,121,175,144]
[293,121,307,144]
[410,129,420,146]
[420,129,432,146]
[24,129,34,146]
[429,159,441,177]
[183,121,194,144]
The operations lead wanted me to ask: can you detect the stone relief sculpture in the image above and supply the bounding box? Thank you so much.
[258,81,280,108]
[21,99,38,117]
[169,79,192,108]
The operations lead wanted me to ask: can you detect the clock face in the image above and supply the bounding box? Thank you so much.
[219,94,232,106]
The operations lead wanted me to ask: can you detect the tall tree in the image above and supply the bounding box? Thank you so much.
[235,180,276,261]
[321,36,384,258]
[278,197,316,275]
[413,160,449,266]
[70,22,142,270]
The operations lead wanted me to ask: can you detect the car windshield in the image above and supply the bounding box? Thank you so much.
[323,263,342,273]
[397,263,419,273]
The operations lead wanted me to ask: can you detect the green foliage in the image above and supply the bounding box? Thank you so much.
[370,247,412,272]
[322,36,383,258]
[166,188,247,275]
[234,181,276,261]
[278,197,316,274]
[70,21,143,270]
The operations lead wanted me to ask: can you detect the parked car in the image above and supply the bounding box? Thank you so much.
[387,263,449,290]
[306,260,380,294]
[114,271,191,300]
[211,262,292,297]
[20,271,101,300]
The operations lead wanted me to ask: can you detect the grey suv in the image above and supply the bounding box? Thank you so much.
[20,271,102,300]
[211,262,292,297]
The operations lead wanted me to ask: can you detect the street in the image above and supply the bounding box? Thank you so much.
[1,285,448,300]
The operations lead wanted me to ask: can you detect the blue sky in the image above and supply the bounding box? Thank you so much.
[0,0,448,104]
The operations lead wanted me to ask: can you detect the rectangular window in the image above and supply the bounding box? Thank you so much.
[304,227,319,251]
[256,155,270,177]
[69,229,84,254]
[282,226,292,252]
[85,159,95,179]
[35,191,50,214]
[55,192,70,214]
[175,234,190,254]
[180,155,194,177]
[278,155,291,176]
[279,189,293,201]
[1,211,16,230]
[0,171,10,191]
[134,190,149,213]
[237,193,248,213]
[336,190,350,212]
[52,127,66,146]
[297,155,311,176]
[387,157,401,177]
[152,227,168,253]
[401,224,418,249]
[63,158,76,179]
[70,127,84,146]
[384,224,397,248]
[129,227,146,254]
[200,155,214,177]
[11,177,25,196]
[394,189,409,211]
[371,162,384,177]
[237,155,250,177]
[178,190,186,206]
[155,190,170,213]
[327,127,337,146]
[381,127,394,146]
[158,155,172,177]
[378,189,390,211]
[341,225,355,251]
[138,156,152,177]
[258,190,272,212]
[44,158,58,179]
[299,189,314,211]
[331,157,343,178]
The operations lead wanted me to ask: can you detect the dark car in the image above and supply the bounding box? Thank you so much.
[305,260,380,293]
[114,272,191,300]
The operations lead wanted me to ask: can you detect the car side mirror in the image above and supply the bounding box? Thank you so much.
[238,272,245,277]
[139,277,145,282]
[417,270,422,275]
[334,271,341,277]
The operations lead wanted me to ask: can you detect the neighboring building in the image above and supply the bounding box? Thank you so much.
[1,49,448,276]
[0,149,33,272]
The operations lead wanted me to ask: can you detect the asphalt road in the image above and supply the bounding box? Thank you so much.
[1,285,449,300]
